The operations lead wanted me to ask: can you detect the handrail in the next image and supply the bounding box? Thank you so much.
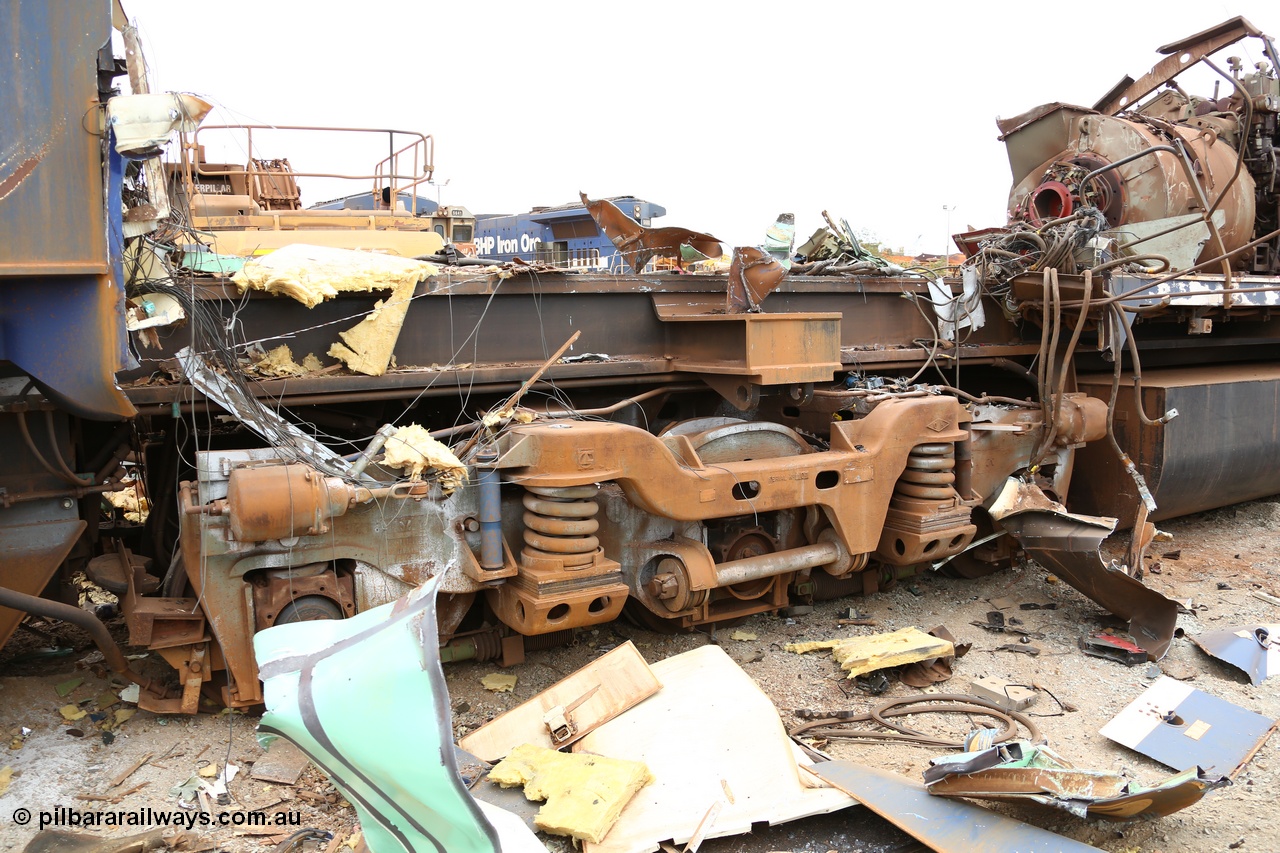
[182,124,434,208]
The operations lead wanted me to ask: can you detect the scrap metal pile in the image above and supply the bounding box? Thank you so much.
[3,5,1280,851]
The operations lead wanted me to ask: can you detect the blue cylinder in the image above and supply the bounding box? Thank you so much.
[477,462,503,570]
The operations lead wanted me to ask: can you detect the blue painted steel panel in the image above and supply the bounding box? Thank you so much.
[0,0,112,273]
[0,0,134,419]
[474,197,664,270]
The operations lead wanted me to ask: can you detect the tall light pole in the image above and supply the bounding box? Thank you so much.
[942,204,956,261]
[428,178,451,209]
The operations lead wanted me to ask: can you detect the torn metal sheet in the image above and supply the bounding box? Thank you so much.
[181,249,245,275]
[106,93,212,159]
[900,625,968,687]
[791,216,906,276]
[1079,632,1148,666]
[763,212,795,269]
[125,292,185,333]
[580,193,722,273]
[989,478,1178,659]
[927,267,986,341]
[924,740,1227,819]
[254,573,502,853]
[574,644,854,853]
[1100,676,1277,778]
[811,762,1102,853]
[726,246,787,313]
[1107,212,1224,273]
[1192,625,1280,685]
[176,346,352,476]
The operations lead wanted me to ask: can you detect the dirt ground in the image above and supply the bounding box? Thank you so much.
[2,496,1279,853]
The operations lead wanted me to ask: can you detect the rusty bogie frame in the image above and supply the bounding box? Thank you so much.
[140,376,1080,709]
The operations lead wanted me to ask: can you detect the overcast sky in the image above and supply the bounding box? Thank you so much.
[126,0,1275,256]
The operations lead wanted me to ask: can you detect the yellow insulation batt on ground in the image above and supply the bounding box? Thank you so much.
[488,743,653,843]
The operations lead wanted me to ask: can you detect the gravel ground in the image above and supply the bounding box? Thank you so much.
[2,496,1279,853]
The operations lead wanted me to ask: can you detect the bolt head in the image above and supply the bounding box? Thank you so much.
[646,573,679,600]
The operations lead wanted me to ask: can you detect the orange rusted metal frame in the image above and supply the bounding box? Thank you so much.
[174,482,261,709]
[1093,16,1262,114]
[490,395,970,558]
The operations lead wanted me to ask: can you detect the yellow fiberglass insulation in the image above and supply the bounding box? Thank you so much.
[488,743,652,843]
[380,424,467,493]
[231,244,437,309]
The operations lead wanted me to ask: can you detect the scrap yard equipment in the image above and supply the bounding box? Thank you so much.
[3,3,1280,712]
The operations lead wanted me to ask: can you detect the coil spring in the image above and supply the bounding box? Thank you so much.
[524,629,575,652]
[894,442,956,501]
[522,484,600,567]
[468,630,503,661]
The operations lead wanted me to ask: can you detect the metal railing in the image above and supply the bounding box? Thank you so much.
[182,125,434,210]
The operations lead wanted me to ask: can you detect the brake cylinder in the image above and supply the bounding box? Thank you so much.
[226,464,362,542]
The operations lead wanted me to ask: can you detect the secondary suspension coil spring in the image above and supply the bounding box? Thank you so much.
[521,484,601,567]
[894,443,956,502]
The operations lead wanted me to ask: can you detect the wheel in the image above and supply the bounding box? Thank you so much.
[275,595,343,624]
[621,598,690,634]
[682,419,813,463]
[943,552,1007,579]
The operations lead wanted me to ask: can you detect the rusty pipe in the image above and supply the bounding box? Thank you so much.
[0,480,125,509]
[1078,145,1180,204]
[714,541,841,587]
[16,410,83,487]
[1201,57,1252,217]
[0,586,161,695]
[932,386,1039,409]
[94,439,134,485]
[1168,137,1234,295]
[44,409,89,485]
[989,358,1036,386]
[84,421,134,481]
[347,423,398,479]
[179,481,222,515]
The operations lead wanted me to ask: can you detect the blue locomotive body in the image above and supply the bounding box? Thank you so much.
[474,197,666,270]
